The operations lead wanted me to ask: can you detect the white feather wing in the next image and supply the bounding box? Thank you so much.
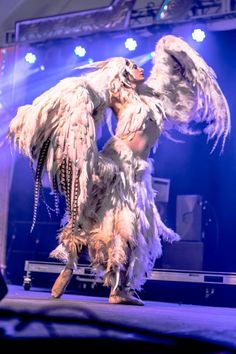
[147,35,230,152]
[8,76,104,227]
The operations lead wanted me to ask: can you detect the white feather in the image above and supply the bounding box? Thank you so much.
[147,35,230,152]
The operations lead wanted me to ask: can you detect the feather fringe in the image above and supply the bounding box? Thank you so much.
[147,34,230,153]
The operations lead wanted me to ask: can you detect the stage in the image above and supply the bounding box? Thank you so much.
[1,284,236,353]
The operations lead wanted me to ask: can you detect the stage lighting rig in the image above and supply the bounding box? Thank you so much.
[156,0,193,21]
[130,0,236,29]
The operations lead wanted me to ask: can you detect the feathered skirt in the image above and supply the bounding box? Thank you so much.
[50,137,179,291]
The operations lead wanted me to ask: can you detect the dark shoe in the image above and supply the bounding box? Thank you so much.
[109,289,144,306]
[51,268,73,299]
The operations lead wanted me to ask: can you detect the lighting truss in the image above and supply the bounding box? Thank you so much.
[10,0,236,45]
[130,0,236,28]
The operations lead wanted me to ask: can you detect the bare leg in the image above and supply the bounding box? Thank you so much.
[51,245,77,299]
[51,266,74,299]
[108,269,144,306]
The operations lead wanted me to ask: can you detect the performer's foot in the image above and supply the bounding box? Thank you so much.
[109,288,144,306]
[51,268,73,299]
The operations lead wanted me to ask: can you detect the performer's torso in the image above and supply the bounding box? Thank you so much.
[121,117,160,160]
[111,87,163,159]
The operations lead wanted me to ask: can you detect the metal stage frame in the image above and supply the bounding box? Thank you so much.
[23,260,236,289]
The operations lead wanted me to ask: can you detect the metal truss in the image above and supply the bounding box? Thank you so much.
[10,0,236,44]
[130,0,236,28]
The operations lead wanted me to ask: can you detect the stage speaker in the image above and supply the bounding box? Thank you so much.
[152,177,170,203]
[153,177,170,223]
[161,241,204,271]
[7,220,59,284]
[0,272,8,300]
[176,195,203,241]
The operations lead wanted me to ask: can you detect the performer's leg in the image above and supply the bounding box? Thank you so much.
[108,268,144,306]
[51,265,74,299]
[51,244,77,299]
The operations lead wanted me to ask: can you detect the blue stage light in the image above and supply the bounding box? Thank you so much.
[125,38,137,51]
[25,52,37,64]
[74,46,86,57]
[192,29,206,42]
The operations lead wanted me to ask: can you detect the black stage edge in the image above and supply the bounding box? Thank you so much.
[1,285,236,353]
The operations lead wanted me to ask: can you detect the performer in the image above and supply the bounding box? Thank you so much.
[8,35,230,305]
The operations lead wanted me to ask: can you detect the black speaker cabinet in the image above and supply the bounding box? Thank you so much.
[0,272,8,300]
[7,221,59,284]
[176,195,203,241]
[161,241,204,271]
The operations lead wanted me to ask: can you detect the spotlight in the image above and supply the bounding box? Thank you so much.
[125,38,137,51]
[25,52,37,64]
[74,46,86,57]
[192,29,206,42]
[157,0,192,21]
[131,53,154,66]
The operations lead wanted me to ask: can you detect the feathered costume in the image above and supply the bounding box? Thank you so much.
[8,35,230,302]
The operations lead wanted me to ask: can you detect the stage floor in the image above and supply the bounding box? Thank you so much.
[1,284,236,353]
